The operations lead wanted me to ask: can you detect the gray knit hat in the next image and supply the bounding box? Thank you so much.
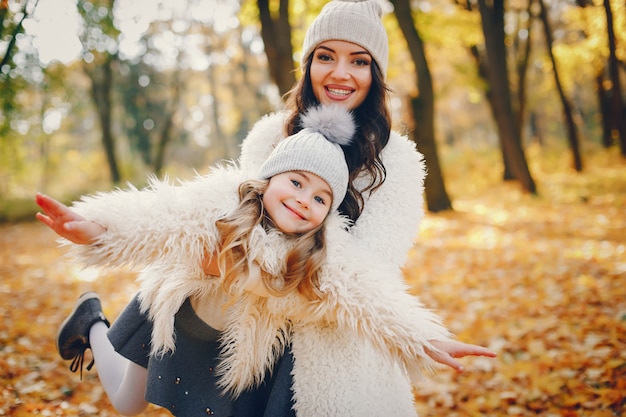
[258,105,355,212]
[301,0,389,78]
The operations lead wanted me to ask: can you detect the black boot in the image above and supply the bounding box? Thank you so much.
[57,292,110,378]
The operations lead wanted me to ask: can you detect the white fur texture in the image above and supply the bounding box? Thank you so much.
[214,214,452,401]
[238,112,432,416]
[65,111,434,416]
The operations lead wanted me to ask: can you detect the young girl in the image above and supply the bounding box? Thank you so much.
[49,104,349,339]
[38,104,355,408]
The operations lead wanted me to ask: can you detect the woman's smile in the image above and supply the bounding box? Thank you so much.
[310,40,373,110]
[325,86,354,99]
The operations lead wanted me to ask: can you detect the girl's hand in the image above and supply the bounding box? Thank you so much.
[35,193,106,245]
[426,339,496,372]
[201,250,221,276]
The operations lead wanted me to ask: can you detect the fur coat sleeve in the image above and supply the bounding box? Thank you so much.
[63,164,247,354]
[239,112,425,270]
[66,164,245,270]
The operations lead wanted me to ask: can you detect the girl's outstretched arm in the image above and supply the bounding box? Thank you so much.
[37,167,245,271]
[35,193,106,244]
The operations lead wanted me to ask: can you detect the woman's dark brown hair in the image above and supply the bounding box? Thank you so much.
[283,53,391,223]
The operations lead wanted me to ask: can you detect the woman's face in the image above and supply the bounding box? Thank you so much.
[262,171,332,235]
[309,40,373,110]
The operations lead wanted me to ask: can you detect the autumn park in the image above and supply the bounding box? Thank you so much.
[1,0,625,416]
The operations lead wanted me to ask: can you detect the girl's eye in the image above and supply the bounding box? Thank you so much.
[314,196,327,205]
[353,58,370,67]
[291,179,301,188]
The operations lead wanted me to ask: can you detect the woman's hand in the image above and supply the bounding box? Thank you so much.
[35,193,106,245]
[426,339,496,372]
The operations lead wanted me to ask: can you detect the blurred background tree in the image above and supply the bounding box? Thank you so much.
[0,0,624,220]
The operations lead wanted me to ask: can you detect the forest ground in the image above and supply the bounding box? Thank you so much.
[1,144,624,416]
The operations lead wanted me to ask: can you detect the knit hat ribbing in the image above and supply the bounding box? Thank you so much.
[301,0,389,78]
[258,105,354,212]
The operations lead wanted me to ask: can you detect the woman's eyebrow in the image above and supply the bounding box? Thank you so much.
[317,45,335,53]
[316,45,370,57]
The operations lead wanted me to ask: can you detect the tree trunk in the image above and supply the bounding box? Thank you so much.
[469,45,513,180]
[603,0,626,156]
[538,0,583,171]
[595,69,613,148]
[514,0,533,146]
[78,0,120,184]
[464,0,514,180]
[257,0,296,98]
[154,73,183,176]
[85,54,120,184]
[529,112,544,146]
[207,63,226,159]
[0,0,38,69]
[390,0,452,212]
[408,97,452,212]
[477,0,537,194]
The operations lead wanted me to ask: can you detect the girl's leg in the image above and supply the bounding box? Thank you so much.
[57,293,149,416]
[89,322,148,415]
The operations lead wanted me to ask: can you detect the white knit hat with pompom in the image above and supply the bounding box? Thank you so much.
[258,104,355,211]
[301,0,389,78]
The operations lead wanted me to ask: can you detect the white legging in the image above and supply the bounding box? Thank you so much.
[89,321,149,415]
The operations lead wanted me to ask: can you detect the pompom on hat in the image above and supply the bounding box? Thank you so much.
[258,105,355,212]
[301,0,389,78]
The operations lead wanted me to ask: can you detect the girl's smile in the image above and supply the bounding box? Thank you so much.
[282,201,306,220]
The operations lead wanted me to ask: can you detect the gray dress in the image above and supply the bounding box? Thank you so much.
[107,294,296,417]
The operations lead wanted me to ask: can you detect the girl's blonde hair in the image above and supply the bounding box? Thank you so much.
[215,179,326,301]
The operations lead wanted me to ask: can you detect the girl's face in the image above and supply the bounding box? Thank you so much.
[309,40,373,110]
[263,171,332,234]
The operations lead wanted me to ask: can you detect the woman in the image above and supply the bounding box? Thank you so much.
[49,0,495,416]
[231,2,494,415]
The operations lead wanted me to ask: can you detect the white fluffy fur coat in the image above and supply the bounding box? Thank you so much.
[66,112,452,417]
